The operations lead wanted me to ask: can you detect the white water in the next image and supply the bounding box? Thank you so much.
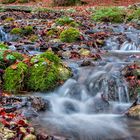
[0,26,11,42]
[104,24,140,52]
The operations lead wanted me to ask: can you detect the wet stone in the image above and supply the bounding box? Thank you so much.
[29,96,48,111]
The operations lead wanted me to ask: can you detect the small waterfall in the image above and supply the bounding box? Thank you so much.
[0,26,9,42]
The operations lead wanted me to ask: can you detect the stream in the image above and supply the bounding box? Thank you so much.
[1,23,140,140]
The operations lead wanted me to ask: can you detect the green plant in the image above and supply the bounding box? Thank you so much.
[92,7,126,23]
[10,28,22,35]
[2,0,16,4]
[4,62,28,93]
[60,27,80,43]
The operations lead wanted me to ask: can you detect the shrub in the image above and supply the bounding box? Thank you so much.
[60,27,80,43]
[4,62,28,93]
[92,7,126,23]
[2,0,16,4]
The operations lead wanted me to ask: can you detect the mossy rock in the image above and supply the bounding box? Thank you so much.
[92,7,126,23]
[10,28,23,35]
[56,16,74,26]
[3,62,28,93]
[4,17,15,22]
[40,51,61,65]
[10,26,34,36]
[28,51,71,91]
[22,26,34,36]
[60,27,80,43]
[27,60,59,91]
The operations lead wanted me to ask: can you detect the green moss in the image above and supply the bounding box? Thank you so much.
[92,7,126,23]
[127,9,140,21]
[56,16,74,26]
[40,51,61,65]
[0,50,24,69]
[0,43,8,50]
[11,52,24,61]
[10,28,22,35]
[28,51,71,91]
[69,21,79,27]
[27,60,59,91]
[22,26,34,36]
[46,28,60,37]
[4,62,28,93]
[10,26,34,36]
[60,27,80,43]
[4,17,15,22]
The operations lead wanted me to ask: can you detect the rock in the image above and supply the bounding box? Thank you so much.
[23,134,37,140]
[29,97,48,111]
[127,105,140,120]
[58,65,72,81]
[85,29,98,34]
[79,48,90,57]
[80,60,93,66]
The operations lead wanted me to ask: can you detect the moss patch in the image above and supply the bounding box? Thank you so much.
[60,27,80,43]
[92,7,126,23]
[3,62,28,93]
